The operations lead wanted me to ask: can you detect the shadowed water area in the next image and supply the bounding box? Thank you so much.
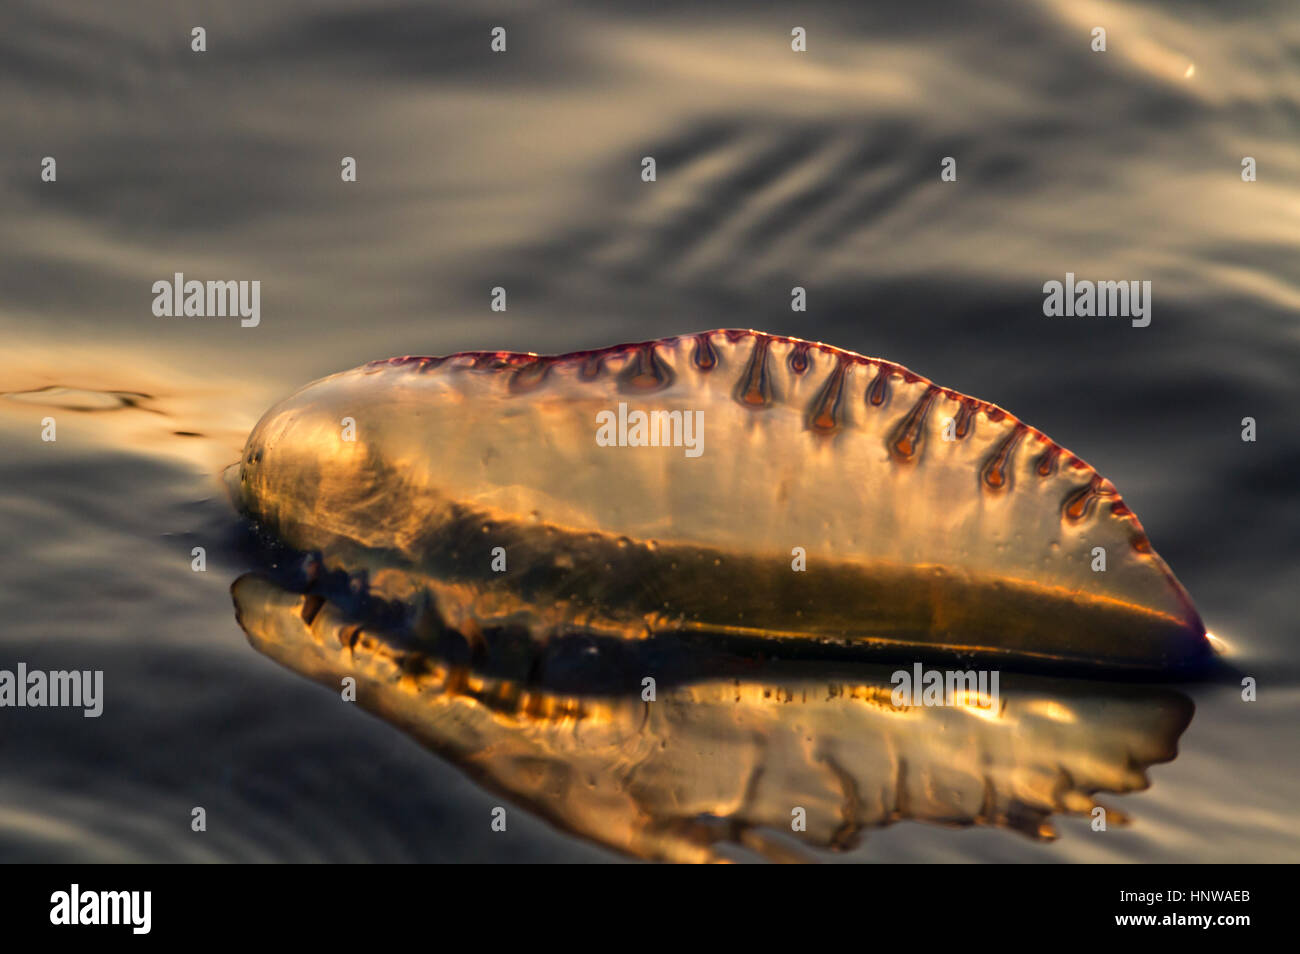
[0,0,1297,861]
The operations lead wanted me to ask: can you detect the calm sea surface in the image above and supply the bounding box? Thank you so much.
[1,0,1297,861]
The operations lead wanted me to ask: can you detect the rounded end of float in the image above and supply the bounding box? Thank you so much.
[221,461,244,508]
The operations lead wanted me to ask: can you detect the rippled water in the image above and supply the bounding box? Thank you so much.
[1,0,1297,861]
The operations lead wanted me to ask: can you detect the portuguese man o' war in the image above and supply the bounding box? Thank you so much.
[229,330,1211,672]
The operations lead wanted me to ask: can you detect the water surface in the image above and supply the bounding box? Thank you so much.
[1,0,1297,861]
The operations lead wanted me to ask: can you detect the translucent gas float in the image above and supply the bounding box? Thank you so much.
[230,330,1210,672]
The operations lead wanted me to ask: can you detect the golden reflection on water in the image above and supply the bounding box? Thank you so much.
[0,341,269,476]
[232,573,1193,863]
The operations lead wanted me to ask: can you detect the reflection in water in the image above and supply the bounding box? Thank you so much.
[0,361,267,477]
[232,573,1193,863]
